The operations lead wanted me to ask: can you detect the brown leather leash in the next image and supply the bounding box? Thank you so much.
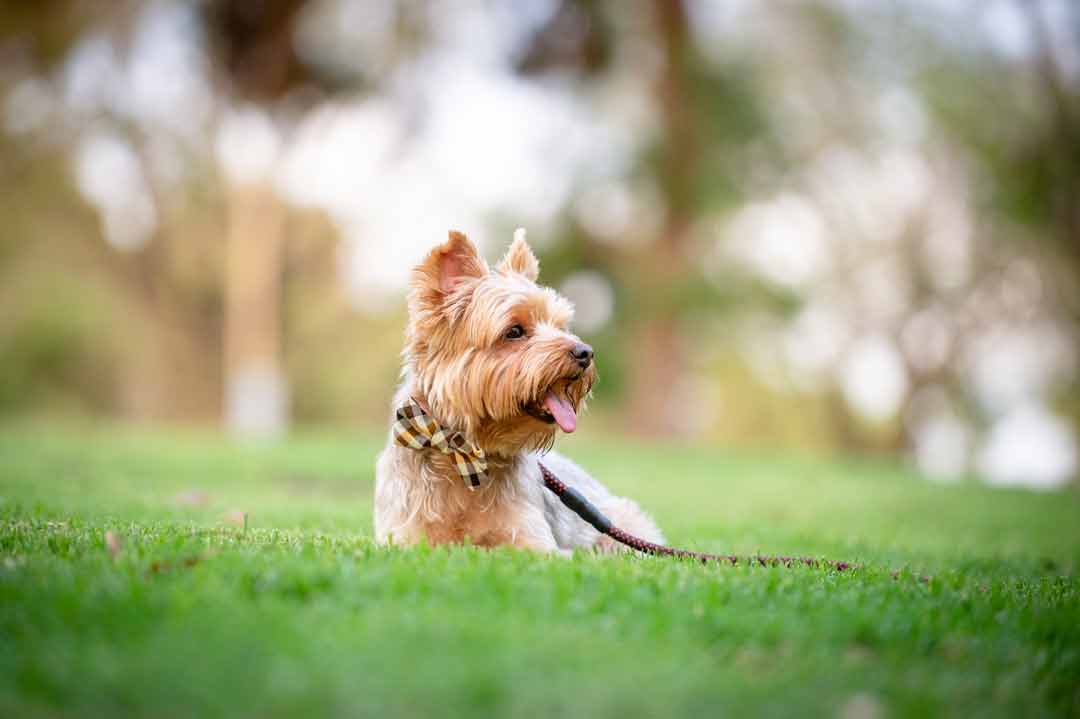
[539,461,853,571]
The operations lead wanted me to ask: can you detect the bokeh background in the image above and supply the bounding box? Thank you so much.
[1,0,1077,489]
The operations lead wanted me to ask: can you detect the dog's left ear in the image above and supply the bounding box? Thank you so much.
[409,231,489,324]
[497,228,539,281]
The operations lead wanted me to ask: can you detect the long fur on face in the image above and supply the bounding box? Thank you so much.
[404,230,596,456]
[374,229,663,554]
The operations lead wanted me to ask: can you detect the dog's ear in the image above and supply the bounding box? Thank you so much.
[497,228,539,282]
[413,230,487,303]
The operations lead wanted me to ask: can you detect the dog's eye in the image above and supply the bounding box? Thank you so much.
[504,324,526,340]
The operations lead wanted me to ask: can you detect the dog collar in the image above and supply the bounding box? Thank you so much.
[393,397,487,489]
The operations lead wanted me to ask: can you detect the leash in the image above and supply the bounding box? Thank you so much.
[538,461,853,571]
[390,397,851,570]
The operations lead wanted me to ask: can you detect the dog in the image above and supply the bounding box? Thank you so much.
[374,229,664,554]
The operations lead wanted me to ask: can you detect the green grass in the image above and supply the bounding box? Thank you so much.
[1,423,1078,718]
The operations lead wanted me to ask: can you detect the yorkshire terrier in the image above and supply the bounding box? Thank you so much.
[374,229,664,553]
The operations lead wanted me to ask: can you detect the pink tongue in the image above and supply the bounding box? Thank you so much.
[543,391,577,433]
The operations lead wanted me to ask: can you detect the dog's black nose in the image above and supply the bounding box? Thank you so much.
[570,343,594,368]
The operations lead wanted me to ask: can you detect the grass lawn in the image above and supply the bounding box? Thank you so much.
[1,423,1078,718]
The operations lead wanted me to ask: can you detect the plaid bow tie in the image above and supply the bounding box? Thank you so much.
[393,397,487,489]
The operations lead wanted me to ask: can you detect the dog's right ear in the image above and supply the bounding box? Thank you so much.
[411,230,488,310]
[497,228,540,281]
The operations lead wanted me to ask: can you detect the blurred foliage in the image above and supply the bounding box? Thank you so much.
[0,276,118,414]
[0,0,1076,477]
[916,3,1080,324]
[0,0,94,67]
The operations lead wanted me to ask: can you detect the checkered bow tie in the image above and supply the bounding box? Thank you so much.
[393,397,487,489]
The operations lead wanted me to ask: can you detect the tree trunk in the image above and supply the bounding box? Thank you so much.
[625,0,696,436]
[223,184,287,437]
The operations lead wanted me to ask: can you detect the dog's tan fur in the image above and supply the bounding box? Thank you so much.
[374,230,664,553]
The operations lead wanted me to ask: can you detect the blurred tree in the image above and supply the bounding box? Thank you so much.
[0,0,406,429]
[918,1,1080,433]
[204,0,312,101]
[0,0,1075,480]
[200,0,433,434]
[204,0,311,436]
[518,0,775,435]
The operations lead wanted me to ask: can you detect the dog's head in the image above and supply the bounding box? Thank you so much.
[405,229,596,455]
